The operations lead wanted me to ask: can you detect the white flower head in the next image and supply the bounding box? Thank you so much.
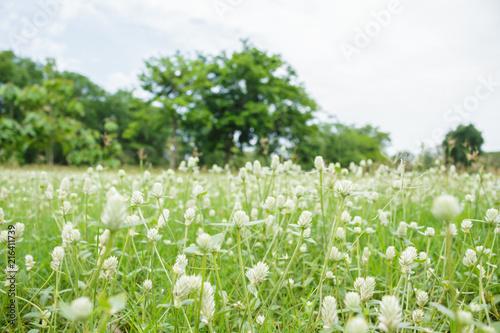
[101,194,127,231]
[344,292,361,311]
[233,210,249,229]
[335,179,353,197]
[431,195,462,221]
[321,296,338,329]
[246,261,269,286]
[345,316,368,333]
[70,297,93,321]
[379,295,402,332]
[297,211,313,230]
[131,191,144,206]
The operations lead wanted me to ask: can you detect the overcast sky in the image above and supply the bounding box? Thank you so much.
[2,0,500,154]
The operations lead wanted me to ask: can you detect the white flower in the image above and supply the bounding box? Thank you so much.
[446,223,458,238]
[246,261,269,286]
[386,246,396,261]
[0,231,7,244]
[70,297,93,321]
[184,208,196,226]
[256,315,265,325]
[424,227,435,237]
[321,296,338,329]
[297,211,313,230]
[293,186,305,198]
[344,292,361,311]
[416,290,428,307]
[469,302,480,313]
[484,208,500,225]
[457,310,473,326]
[397,222,407,238]
[173,274,200,308]
[200,281,215,324]
[362,247,371,265]
[341,210,351,222]
[359,276,376,301]
[50,246,64,271]
[196,233,212,252]
[329,247,344,261]
[379,295,402,332]
[151,182,163,198]
[147,228,162,242]
[399,246,417,273]
[131,191,144,206]
[335,180,353,197]
[14,222,25,241]
[335,227,346,242]
[101,194,127,231]
[25,255,35,271]
[314,156,325,171]
[431,195,462,221]
[173,254,188,275]
[345,317,368,333]
[461,219,473,233]
[463,249,477,267]
[233,210,249,229]
[271,155,280,170]
[262,196,276,212]
[192,184,205,197]
[102,256,118,280]
[411,309,424,323]
[143,279,153,291]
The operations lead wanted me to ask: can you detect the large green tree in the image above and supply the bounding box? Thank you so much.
[184,41,318,165]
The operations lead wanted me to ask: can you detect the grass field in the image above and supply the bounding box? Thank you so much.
[0,157,499,332]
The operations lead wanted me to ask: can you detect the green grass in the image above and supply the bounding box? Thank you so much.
[0,159,499,332]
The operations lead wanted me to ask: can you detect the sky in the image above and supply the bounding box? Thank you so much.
[1,0,500,154]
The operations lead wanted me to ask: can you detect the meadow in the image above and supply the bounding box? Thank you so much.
[0,156,499,332]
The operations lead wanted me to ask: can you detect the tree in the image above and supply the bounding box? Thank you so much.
[0,50,44,87]
[139,54,209,168]
[184,41,317,165]
[443,124,484,166]
[295,123,390,168]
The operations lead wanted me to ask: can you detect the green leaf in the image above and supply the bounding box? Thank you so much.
[430,302,455,320]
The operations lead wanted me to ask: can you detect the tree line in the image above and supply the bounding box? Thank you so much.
[0,42,391,169]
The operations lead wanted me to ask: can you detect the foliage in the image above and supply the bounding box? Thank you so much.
[443,124,484,166]
[1,45,391,168]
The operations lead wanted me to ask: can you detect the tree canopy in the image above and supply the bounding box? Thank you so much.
[443,124,484,166]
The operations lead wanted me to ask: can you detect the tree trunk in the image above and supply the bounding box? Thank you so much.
[224,139,232,165]
[47,136,54,165]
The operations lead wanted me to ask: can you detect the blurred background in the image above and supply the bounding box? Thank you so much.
[1,0,500,169]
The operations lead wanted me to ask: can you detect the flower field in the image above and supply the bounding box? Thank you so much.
[0,156,499,332]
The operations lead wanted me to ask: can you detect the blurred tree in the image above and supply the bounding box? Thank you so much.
[139,54,209,168]
[443,124,484,166]
[185,41,317,165]
[0,50,44,87]
[295,123,390,168]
